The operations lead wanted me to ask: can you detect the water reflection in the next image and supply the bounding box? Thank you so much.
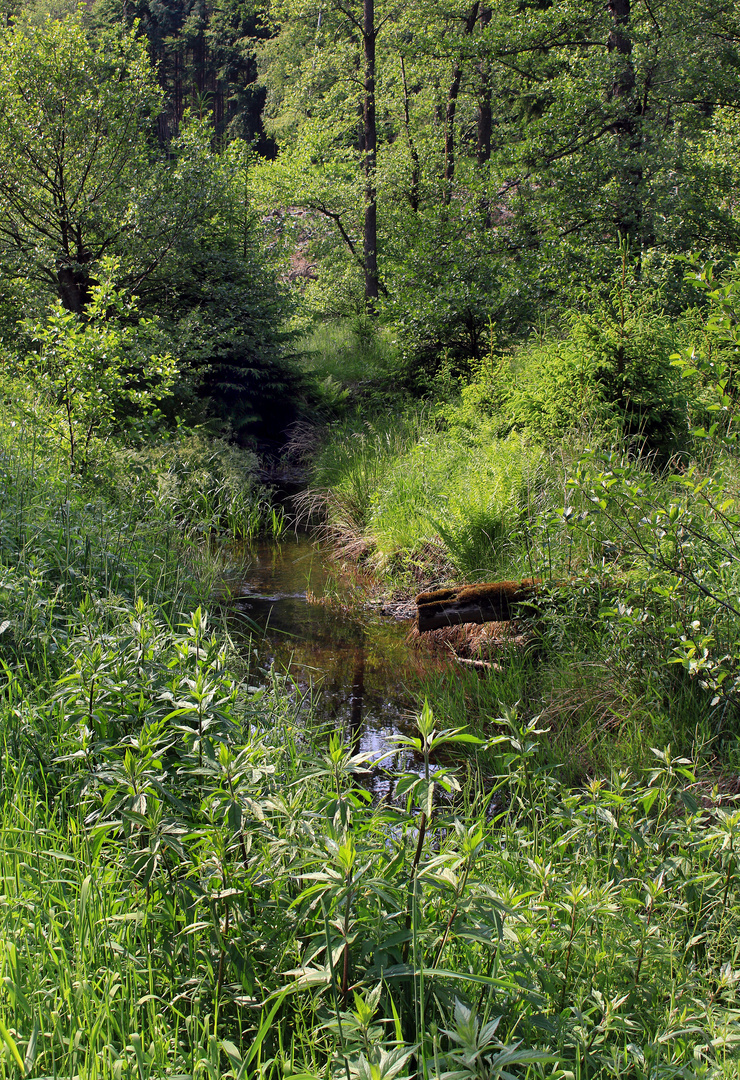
[228,536,445,793]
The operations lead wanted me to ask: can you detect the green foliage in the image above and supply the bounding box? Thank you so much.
[160,244,302,443]
[255,0,740,362]
[503,302,687,457]
[382,224,539,391]
[368,428,542,579]
[566,266,691,460]
[20,267,176,469]
[305,412,426,541]
[0,14,298,442]
[7,8,740,1075]
[142,139,301,443]
[4,347,740,1079]
[94,0,271,146]
[308,402,546,581]
[503,333,602,440]
[3,587,740,1078]
[116,431,284,541]
[0,14,164,309]
[303,262,740,761]
[552,261,740,724]
[0,375,276,642]
[298,317,398,387]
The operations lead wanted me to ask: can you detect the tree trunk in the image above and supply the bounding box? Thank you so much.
[363,0,379,308]
[416,580,540,632]
[607,0,642,251]
[56,264,87,313]
[607,0,634,82]
[400,55,420,211]
[444,2,480,202]
[56,221,92,313]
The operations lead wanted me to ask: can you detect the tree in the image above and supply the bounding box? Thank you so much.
[384,0,740,375]
[253,0,740,383]
[140,139,302,442]
[93,0,274,148]
[22,266,177,468]
[255,0,402,311]
[0,13,219,313]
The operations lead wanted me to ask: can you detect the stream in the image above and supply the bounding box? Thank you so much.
[229,534,446,785]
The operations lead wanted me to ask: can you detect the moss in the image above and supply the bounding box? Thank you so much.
[415,579,540,608]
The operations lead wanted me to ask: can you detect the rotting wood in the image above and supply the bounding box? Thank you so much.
[406,619,530,660]
[415,579,540,632]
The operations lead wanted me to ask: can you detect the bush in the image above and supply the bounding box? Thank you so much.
[452,278,695,457]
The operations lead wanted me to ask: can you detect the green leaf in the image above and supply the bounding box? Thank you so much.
[0,1020,24,1073]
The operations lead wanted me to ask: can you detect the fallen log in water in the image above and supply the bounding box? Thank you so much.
[415,579,540,632]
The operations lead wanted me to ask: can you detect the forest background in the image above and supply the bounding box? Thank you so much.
[2,0,740,1077]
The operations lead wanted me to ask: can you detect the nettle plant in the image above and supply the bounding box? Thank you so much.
[22,263,176,470]
[558,259,740,723]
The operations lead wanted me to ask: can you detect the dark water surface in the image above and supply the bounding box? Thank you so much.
[230,534,444,769]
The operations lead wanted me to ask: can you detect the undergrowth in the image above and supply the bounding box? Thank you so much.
[2,628,740,1078]
[2,273,740,1078]
[1,403,739,1080]
[301,261,740,774]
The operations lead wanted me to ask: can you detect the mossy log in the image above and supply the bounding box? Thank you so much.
[415,579,540,632]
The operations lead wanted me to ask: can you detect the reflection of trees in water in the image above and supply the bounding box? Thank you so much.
[229,539,452,802]
[231,547,447,748]
[348,638,366,750]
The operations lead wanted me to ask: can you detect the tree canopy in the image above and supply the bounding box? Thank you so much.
[0,14,221,312]
[252,0,740,370]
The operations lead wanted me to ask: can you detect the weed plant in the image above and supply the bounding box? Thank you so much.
[2,613,740,1079]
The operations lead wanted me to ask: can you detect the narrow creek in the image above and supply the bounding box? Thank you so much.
[228,533,447,785]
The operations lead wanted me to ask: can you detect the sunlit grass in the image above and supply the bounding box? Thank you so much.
[296,317,399,386]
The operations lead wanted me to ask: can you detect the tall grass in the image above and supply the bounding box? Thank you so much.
[366,428,543,579]
[297,317,399,387]
[298,412,430,551]
[306,401,553,582]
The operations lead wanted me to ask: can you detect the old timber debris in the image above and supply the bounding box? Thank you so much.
[415,579,540,633]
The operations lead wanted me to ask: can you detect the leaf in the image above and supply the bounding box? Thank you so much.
[679,790,700,814]
[386,985,404,1045]
[0,1020,24,1073]
[23,1022,38,1077]
[641,788,659,816]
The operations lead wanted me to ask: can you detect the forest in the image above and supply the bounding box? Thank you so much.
[2,0,740,1076]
